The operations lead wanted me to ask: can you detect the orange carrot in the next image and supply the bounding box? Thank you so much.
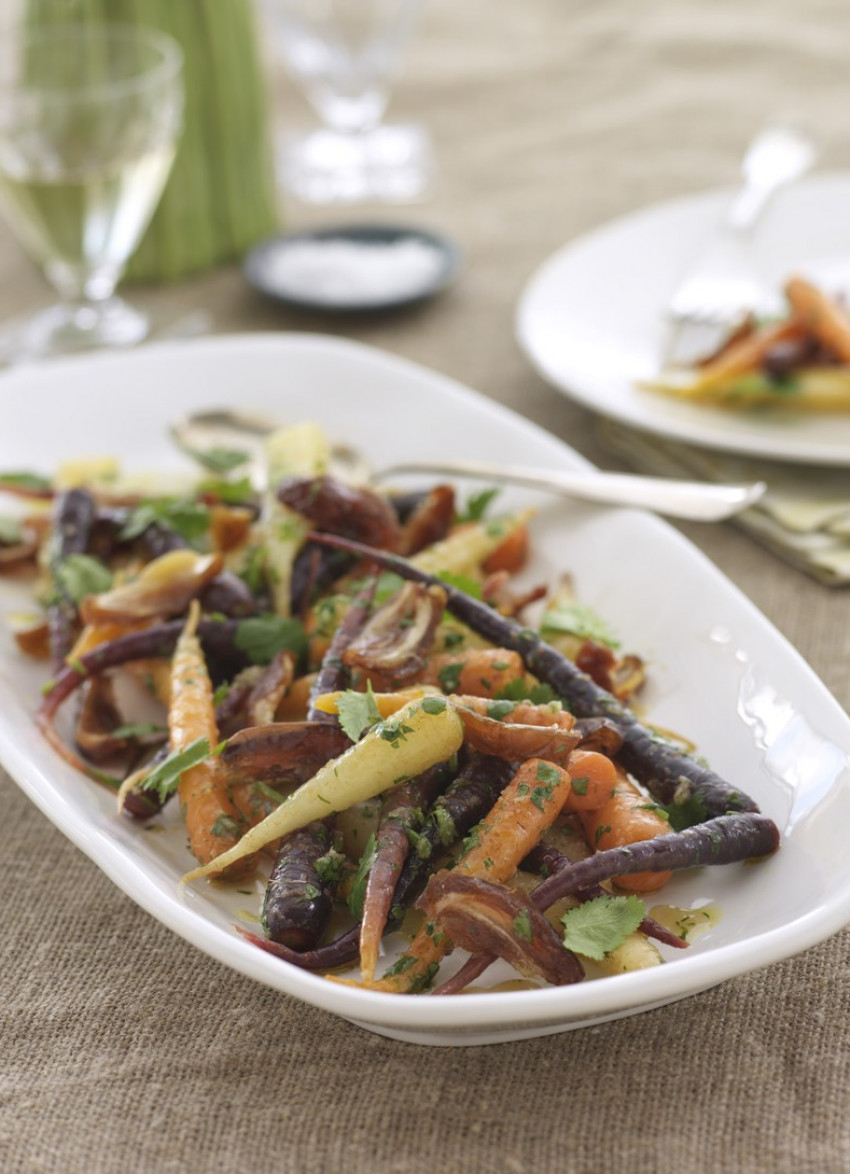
[561,749,618,812]
[169,601,251,878]
[482,524,529,574]
[680,318,804,393]
[361,757,572,992]
[785,275,850,364]
[422,647,526,697]
[578,772,672,892]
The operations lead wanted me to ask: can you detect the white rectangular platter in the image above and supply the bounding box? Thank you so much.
[1,334,849,1046]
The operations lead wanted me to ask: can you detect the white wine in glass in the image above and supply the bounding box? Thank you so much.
[0,24,183,359]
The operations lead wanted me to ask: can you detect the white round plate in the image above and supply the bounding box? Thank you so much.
[516,172,850,465]
[1,335,850,1045]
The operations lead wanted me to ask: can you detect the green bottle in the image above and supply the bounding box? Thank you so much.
[27,0,280,281]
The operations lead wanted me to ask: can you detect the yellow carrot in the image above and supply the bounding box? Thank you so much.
[182,695,465,883]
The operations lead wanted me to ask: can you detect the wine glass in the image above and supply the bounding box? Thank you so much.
[0,24,183,360]
[263,0,433,203]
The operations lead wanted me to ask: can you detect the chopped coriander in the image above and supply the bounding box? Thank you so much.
[455,486,500,524]
[347,833,378,918]
[53,553,113,603]
[420,696,448,716]
[561,894,645,960]
[437,571,482,599]
[512,909,533,942]
[197,475,256,505]
[437,662,463,693]
[336,682,382,742]
[110,722,166,740]
[495,679,557,705]
[211,814,242,839]
[487,699,516,722]
[120,498,210,546]
[541,602,620,649]
[139,736,214,803]
[234,615,307,665]
[0,471,51,493]
[180,445,250,475]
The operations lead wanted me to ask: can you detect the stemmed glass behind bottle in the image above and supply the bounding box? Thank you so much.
[0,24,183,360]
[264,0,432,203]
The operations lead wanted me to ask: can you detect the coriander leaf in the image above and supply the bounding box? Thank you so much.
[455,487,500,524]
[54,553,113,603]
[0,471,51,493]
[234,615,307,665]
[512,909,533,942]
[663,792,707,831]
[437,571,482,599]
[197,476,256,505]
[336,682,382,741]
[181,445,250,475]
[495,678,557,705]
[120,498,210,546]
[347,832,378,918]
[561,894,645,961]
[110,722,166,739]
[541,602,620,650]
[139,736,214,803]
[437,662,463,693]
[420,696,447,716]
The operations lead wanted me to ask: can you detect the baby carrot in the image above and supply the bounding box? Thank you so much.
[785,275,850,364]
[561,749,618,812]
[170,601,250,878]
[363,757,573,993]
[422,648,526,698]
[578,772,672,892]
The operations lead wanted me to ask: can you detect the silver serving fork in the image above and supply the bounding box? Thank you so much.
[663,124,816,366]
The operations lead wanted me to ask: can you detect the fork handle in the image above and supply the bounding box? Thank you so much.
[375,460,765,522]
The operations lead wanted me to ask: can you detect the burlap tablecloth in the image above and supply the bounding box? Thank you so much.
[4,2,850,1171]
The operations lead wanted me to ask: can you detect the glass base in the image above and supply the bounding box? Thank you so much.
[278,124,434,204]
[0,297,150,365]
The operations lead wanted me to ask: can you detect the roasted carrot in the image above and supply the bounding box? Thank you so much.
[577,772,672,892]
[361,757,573,992]
[170,601,250,878]
[482,523,529,574]
[421,648,526,698]
[561,749,618,812]
[358,764,452,982]
[670,318,804,394]
[785,275,850,364]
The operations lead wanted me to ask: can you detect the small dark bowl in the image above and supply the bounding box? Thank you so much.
[243,223,462,314]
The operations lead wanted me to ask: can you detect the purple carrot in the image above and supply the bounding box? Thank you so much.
[262,820,335,950]
[47,488,97,668]
[236,923,362,971]
[38,617,249,718]
[392,753,517,909]
[307,579,377,722]
[358,763,455,979]
[306,531,761,822]
[533,813,778,907]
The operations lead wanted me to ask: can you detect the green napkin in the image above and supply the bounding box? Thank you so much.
[598,420,850,586]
